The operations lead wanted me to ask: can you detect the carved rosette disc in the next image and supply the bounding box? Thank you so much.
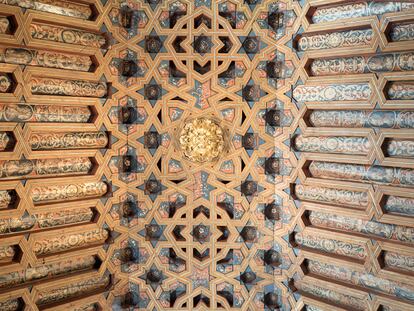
[179,118,225,163]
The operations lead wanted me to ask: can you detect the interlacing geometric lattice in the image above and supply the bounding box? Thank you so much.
[0,0,413,310]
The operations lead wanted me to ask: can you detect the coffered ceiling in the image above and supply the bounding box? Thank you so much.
[0,0,413,310]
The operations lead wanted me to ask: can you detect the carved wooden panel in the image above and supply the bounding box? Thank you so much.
[0,0,413,310]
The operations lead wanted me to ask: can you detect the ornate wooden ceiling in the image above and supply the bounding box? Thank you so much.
[0,0,414,310]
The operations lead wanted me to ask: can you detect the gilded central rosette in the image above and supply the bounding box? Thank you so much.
[179,118,225,163]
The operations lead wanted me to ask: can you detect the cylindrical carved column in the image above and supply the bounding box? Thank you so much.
[73,303,97,311]
[0,298,21,311]
[30,23,106,48]
[35,207,94,229]
[0,215,35,234]
[387,81,414,100]
[1,0,92,20]
[308,110,414,129]
[308,211,414,244]
[30,78,107,97]
[33,228,108,256]
[0,157,92,180]
[0,73,12,93]
[297,29,373,52]
[294,184,368,208]
[29,132,108,150]
[309,161,414,187]
[0,255,96,289]
[0,48,92,71]
[293,135,370,155]
[0,207,94,235]
[294,231,366,260]
[383,195,414,216]
[36,274,110,306]
[390,23,414,42]
[295,279,366,310]
[0,245,15,263]
[293,83,371,102]
[383,251,414,273]
[307,259,414,302]
[0,103,92,123]
[30,181,107,204]
[0,132,12,151]
[0,190,13,208]
[310,52,414,76]
[0,17,9,34]
[310,2,414,24]
[385,139,414,158]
